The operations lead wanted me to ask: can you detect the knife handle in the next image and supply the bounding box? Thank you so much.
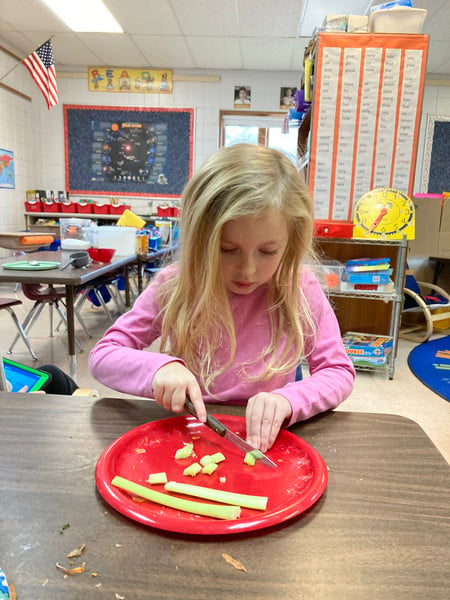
[184,397,227,437]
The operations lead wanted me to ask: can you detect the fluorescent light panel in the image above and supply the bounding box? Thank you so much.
[42,0,123,33]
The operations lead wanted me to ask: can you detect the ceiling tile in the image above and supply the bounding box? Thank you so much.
[107,0,182,35]
[132,34,195,69]
[238,0,304,37]
[76,33,147,66]
[241,37,295,70]
[186,37,242,69]
[169,0,238,36]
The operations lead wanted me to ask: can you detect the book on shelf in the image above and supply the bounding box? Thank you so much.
[345,257,391,273]
[340,280,394,293]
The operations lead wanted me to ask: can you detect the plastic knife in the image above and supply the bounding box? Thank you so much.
[184,398,277,468]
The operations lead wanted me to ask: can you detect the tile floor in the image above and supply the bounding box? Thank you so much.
[1,283,449,464]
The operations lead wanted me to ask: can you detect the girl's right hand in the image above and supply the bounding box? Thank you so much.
[151,362,206,423]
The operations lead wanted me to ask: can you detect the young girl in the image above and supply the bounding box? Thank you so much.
[89,144,355,452]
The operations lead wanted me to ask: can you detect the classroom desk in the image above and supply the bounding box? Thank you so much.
[1,394,448,600]
[136,244,178,292]
[0,251,136,377]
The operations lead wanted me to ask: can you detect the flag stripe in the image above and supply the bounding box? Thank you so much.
[22,40,58,109]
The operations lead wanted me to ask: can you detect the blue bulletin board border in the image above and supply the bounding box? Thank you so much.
[63,105,194,197]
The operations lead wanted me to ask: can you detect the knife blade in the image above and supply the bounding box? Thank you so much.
[184,398,277,468]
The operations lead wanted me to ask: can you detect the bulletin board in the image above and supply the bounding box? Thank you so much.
[64,105,194,197]
[308,33,428,221]
[421,115,450,194]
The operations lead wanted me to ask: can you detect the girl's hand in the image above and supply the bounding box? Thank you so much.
[152,362,206,422]
[245,393,292,453]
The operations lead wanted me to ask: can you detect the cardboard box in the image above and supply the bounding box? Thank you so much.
[438,196,450,257]
[409,195,441,256]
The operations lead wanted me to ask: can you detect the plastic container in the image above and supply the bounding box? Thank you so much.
[97,225,137,255]
[87,247,116,263]
[60,218,97,250]
[314,260,345,290]
[60,201,78,213]
[25,200,43,212]
[93,202,110,214]
[77,200,93,214]
[109,204,131,215]
[368,7,427,33]
[42,199,60,213]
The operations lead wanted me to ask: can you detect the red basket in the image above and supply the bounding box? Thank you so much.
[77,202,93,214]
[42,200,61,213]
[94,203,110,214]
[109,204,130,215]
[25,200,43,212]
[60,202,78,213]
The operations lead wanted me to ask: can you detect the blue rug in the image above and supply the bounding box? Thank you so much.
[408,336,450,401]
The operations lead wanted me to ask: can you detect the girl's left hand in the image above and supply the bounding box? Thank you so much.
[245,393,292,453]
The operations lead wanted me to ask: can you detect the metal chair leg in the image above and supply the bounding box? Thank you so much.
[5,306,38,360]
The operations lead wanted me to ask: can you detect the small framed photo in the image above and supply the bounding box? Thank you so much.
[234,85,251,108]
[280,87,297,109]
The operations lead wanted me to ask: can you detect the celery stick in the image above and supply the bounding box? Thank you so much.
[244,452,256,466]
[209,452,226,463]
[147,472,168,485]
[165,481,268,511]
[183,462,202,477]
[202,462,218,475]
[174,443,193,459]
[199,454,213,466]
[111,476,240,520]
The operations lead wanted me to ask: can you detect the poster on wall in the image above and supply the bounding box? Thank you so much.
[88,67,173,94]
[64,105,194,197]
[234,86,251,108]
[0,149,15,189]
[308,33,428,221]
[280,87,297,109]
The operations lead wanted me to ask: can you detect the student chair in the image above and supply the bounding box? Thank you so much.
[7,283,88,356]
[399,268,450,343]
[0,297,37,360]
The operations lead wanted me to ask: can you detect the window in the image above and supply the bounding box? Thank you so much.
[219,111,298,164]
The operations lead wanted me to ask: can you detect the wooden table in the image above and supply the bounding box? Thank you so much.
[0,394,448,600]
[0,251,136,377]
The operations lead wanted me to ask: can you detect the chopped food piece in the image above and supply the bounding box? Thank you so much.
[111,476,241,520]
[244,452,256,466]
[210,452,226,463]
[56,561,86,575]
[183,462,202,477]
[135,448,146,454]
[174,442,194,459]
[66,543,86,558]
[59,523,70,534]
[147,472,168,485]
[222,553,247,572]
[164,481,268,510]
[202,462,218,475]
[199,454,213,466]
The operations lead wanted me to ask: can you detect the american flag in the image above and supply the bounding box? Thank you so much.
[23,40,59,109]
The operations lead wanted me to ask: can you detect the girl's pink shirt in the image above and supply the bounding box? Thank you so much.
[89,267,355,426]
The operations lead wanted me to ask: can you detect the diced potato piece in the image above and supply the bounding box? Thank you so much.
[183,462,202,477]
[147,472,168,485]
[202,462,218,475]
[175,443,194,459]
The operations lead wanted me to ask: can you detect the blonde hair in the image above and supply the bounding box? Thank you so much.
[158,143,316,392]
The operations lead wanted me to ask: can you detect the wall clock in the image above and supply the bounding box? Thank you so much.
[353,188,415,239]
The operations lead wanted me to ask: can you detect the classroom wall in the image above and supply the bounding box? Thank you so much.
[2,40,450,275]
